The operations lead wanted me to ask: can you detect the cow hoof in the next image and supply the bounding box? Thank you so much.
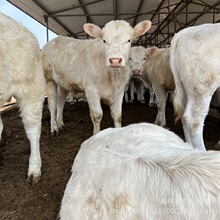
[149,103,157,107]
[51,130,59,136]
[69,101,75,105]
[27,174,41,185]
[58,125,66,132]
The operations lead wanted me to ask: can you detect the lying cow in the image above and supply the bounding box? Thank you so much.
[170,23,220,151]
[0,12,45,184]
[129,46,175,126]
[60,123,220,220]
[41,20,151,135]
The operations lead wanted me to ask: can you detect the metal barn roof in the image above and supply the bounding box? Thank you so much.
[7,0,220,47]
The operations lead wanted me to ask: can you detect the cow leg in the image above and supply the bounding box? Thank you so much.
[149,88,156,107]
[182,96,212,151]
[86,91,103,135]
[56,86,68,130]
[17,97,44,184]
[124,83,129,103]
[66,91,75,105]
[138,84,145,104]
[154,87,168,127]
[110,92,124,128]
[47,80,59,135]
[0,114,3,138]
[130,80,135,102]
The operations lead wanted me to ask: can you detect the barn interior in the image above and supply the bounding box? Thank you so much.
[1,1,220,220]
[7,0,220,47]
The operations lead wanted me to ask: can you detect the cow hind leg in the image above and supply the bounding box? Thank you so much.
[149,89,157,107]
[0,115,3,141]
[17,97,44,184]
[154,88,168,127]
[47,80,59,135]
[56,86,68,130]
[182,96,212,151]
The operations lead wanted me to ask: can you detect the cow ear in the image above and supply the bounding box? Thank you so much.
[146,47,158,58]
[134,20,151,38]
[83,23,102,38]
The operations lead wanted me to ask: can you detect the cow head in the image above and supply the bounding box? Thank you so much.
[128,46,147,77]
[83,20,151,68]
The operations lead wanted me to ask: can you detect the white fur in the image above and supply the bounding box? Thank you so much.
[41,20,151,135]
[129,46,175,126]
[0,12,45,184]
[170,23,220,151]
[60,123,220,219]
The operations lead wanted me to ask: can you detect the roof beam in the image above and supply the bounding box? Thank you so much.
[132,0,145,27]
[157,0,220,47]
[177,0,220,30]
[47,10,218,17]
[32,0,78,38]
[49,0,104,15]
[113,0,118,20]
[150,0,167,22]
[142,0,194,47]
[78,0,94,23]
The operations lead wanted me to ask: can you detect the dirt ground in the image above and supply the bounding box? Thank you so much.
[0,97,220,220]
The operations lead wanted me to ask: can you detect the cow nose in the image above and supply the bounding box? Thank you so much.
[109,58,122,67]
[132,70,141,76]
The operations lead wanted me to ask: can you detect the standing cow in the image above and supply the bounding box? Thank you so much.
[129,46,175,126]
[0,12,45,184]
[41,20,151,135]
[170,23,220,151]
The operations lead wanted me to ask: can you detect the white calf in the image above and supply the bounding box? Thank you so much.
[129,46,175,126]
[60,123,220,220]
[42,20,151,135]
[170,23,220,151]
[0,12,45,184]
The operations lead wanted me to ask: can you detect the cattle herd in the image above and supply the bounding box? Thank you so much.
[0,11,220,219]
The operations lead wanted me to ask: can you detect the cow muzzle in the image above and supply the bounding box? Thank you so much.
[132,70,141,76]
[109,58,123,68]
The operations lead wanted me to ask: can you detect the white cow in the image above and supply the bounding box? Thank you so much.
[0,13,45,184]
[41,20,151,135]
[129,46,175,126]
[60,123,220,220]
[127,47,156,106]
[170,23,220,151]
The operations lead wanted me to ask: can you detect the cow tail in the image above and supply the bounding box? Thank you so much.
[170,40,185,123]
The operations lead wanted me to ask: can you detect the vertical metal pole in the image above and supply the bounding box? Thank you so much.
[213,9,216,23]
[44,15,49,42]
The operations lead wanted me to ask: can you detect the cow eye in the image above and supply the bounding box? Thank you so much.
[129,58,132,60]
[143,58,146,60]
[103,39,106,43]
[128,39,131,43]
